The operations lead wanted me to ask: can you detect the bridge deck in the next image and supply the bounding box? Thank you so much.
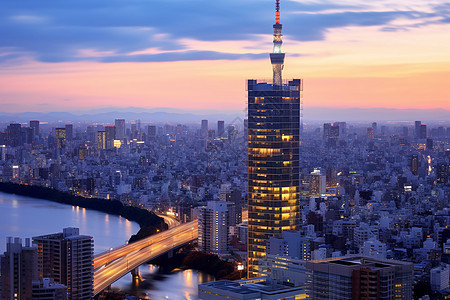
[93,220,198,295]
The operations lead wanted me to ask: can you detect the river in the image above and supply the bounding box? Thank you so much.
[0,192,213,299]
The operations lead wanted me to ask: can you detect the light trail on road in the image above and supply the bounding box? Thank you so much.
[93,220,198,295]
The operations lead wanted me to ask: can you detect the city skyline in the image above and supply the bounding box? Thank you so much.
[0,0,449,113]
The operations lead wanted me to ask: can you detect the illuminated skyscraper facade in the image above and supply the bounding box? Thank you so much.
[247,0,302,277]
[55,128,66,149]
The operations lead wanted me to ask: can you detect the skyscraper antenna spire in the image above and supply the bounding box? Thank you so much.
[276,0,280,24]
[270,0,285,85]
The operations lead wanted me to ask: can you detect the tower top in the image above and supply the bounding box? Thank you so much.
[275,0,280,24]
[270,0,284,85]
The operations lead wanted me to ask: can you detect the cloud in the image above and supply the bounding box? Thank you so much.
[0,0,448,63]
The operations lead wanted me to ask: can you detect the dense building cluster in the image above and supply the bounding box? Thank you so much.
[1,117,450,298]
[0,228,93,300]
[0,118,247,217]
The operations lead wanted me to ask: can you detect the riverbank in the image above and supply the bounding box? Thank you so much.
[0,182,167,240]
[150,244,243,281]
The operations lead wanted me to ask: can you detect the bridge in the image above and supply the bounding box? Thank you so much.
[93,220,198,295]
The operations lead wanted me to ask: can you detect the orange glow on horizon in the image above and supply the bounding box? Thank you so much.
[0,23,449,112]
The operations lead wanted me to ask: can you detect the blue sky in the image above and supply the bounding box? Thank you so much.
[1,0,448,63]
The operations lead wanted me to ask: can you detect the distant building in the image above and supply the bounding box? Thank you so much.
[415,121,422,138]
[65,124,73,141]
[32,228,94,300]
[372,122,377,132]
[114,119,125,140]
[306,256,413,299]
[309,169,326,196]
[419,124,427,139]
[55,128,66,149]
[30,120,40,139]
[201,119,208,138]
[437,163,449,184]
[104,126,116,149]
[147,125,156,141]
[411,155,419,176]
[430,264,450,291]
[217,121,225,138]
[362,238,387,259]
[367,127,374,139]
[97,131,107,150]
[426,138,433,151]
[6,123,22,147]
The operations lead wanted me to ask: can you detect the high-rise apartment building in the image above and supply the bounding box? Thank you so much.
[198,201,229,254]
[306,256,413,299]
[114,119,125,140]
[0,237,38,300]
[32,228,93,300]
[247,0,301,277]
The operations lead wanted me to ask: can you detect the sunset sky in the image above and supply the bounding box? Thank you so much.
[0,0,449,113]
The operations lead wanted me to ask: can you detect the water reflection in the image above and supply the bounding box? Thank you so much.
[0,192,139,254]
[114,265,214,300]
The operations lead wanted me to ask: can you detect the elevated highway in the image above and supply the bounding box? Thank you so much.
[93,220,198,295]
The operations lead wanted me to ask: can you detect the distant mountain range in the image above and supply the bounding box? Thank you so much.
[0,106,448,124]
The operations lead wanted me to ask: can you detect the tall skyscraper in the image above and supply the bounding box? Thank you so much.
[0,237,38,300]
[33,228,94,300]
[55,128,66,149]
[419,124,427,139]
[65,124,73,141]
[247,0,301,277]
[147,125,156,141]
[415,121,421,139]
[97,131,107,150]
[201,119,208,138]
[217,120,225,138]
[30,120,40,139]
[114,119,125,140]
[6,123,22,147]
[104,126,116,149]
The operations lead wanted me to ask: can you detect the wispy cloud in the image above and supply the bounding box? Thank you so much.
[0,0,448,63]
